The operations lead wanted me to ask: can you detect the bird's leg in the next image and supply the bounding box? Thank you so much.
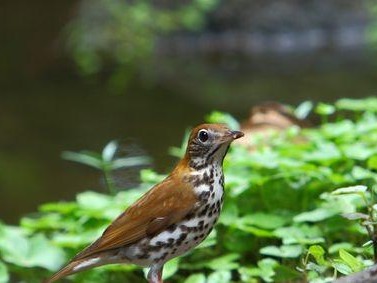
[147,264,163,283]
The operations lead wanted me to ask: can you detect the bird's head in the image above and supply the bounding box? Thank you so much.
[183,123,244,169]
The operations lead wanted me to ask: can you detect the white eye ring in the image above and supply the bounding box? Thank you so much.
[198,129,209,143]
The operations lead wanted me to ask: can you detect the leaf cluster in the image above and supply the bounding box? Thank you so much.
[1,98,377,282]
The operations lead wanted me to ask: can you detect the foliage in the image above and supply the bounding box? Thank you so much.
[1,98,377,282]
[66,0,219,89]
[62,140,151,194]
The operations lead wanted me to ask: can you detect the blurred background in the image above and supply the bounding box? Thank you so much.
[1,0,377,224]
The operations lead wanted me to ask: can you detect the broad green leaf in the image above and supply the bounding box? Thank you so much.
[61,151,102,169]
[329,243,354,254]
[336,97,377,112]
[184,273,206,283]
[162,257,179,279]
[238,213,289,229]
[205,254,240,270]
[0,226,65,270]
[207,270,231,283]
[308,245,327,265]
[294,207,338,222]
[332,260,353,275]
[295,101,313,119]
[102,140,118,161]
[218,202,238,226]
[342,143,376,161]
[260,245,303,258]
[111,156,151,170]
[352,166,376,180]
[338,249,364,272]
[76,191,112,210]
[367,155,377,170]
[239,258,278,283]
[274,225,324,245]
[0,262,9,283]
[341,212,369,220]
[332,185,367,195]
[316,103,335,115]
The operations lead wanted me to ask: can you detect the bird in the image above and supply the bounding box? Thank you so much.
[46,123,244,283]
[235,102,311,148]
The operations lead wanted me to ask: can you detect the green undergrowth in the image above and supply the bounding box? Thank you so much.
[2,98,377,282]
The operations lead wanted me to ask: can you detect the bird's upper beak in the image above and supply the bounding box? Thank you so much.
[230,130,244,140]
[221,130,244,143]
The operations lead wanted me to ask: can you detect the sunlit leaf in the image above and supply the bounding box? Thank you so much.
[308,245,327,265]
[338,249,364,272]
[205,254,240,270]
[332,185,367,195]
[184,273,206,283]
[0,262,9,283]
[102,140,118,162]
[61,151,102,169]
[295,101,313,119]
[260,245,303,258]
[207,270,231,283]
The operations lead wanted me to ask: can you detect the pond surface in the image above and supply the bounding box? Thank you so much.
[1,51,377,224]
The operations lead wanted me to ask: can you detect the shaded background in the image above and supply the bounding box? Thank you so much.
[1,0,377,223]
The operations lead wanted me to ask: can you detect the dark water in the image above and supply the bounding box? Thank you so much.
[1,1,377,224]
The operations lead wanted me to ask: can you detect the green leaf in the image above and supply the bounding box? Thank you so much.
[61,151,102,169]
[207,270,231,283]
[367,155,377,170]
[260,245,303,258]
[0,262,9,283]
[338,249,364,272]
[184,273,206,283]
[316,103,335,115]
[237,213,289,229]
[162,257,179,279]
[332,260,353,275]
[239,259,278,283]
[308,245,327,265]
[342,143,376,161]
[294,207,338,222]
[76,191,112,211]
[332,185,367,195]
[205,254,240,270]
[102,140,118,162]
[111,156,151,170]
[295,101,313,119]
[0,226,65,270]
[336,97,377,112]
[351,166,376,180]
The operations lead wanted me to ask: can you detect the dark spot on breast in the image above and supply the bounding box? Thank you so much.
[180,224,189,232]
[168,224,177,232]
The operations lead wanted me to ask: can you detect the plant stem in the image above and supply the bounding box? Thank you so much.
[103,167,115,195]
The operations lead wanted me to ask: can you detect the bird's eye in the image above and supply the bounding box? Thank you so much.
[198,129,209,143]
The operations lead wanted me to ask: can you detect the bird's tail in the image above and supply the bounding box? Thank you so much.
[45,257,103,283]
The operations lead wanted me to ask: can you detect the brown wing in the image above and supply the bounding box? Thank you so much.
[72,175,197,261]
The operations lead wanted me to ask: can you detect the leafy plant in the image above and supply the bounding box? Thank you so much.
[1,98,377,282]
[62,140,151,194]
[66,0,219,89]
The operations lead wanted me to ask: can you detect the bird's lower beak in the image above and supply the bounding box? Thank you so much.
[230,130,244,140]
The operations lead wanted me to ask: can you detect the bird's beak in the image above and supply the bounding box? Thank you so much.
[220,130,244,143]
[230,130,244,140]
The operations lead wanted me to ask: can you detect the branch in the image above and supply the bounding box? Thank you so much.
[334,265,377,283]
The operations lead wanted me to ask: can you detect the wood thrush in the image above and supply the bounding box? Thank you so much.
[46,123,244,283]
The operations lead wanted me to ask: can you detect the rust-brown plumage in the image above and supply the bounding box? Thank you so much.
[47,123,243,283]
